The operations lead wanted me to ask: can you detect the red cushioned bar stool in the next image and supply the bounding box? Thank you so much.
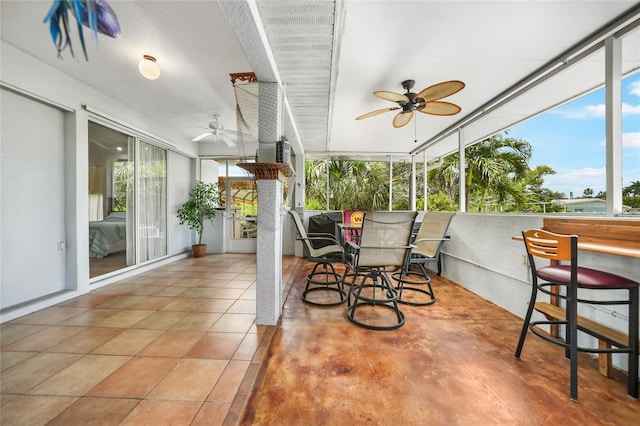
[515,229,638,401]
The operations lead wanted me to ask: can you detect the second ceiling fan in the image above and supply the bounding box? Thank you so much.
[192,114,237,147]
[356,79,465,128]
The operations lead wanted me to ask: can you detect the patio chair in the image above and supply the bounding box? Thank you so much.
[307,211,342,248]
[345,211,417,330]
[289,210,347,306]
[392,212,455,306]
[515,229,639,400]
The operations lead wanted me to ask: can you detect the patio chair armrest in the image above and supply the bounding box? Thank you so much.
[307,232,341,245]
[346,240,361,250]
[358,244,415,250]
[413,236,451,244]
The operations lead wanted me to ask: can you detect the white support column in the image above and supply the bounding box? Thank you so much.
[605,36,623,216]
[255,81,284,325]
[423,151,428,211]
[256,178,283,324]
[257,82,283,163]
[458,128,466,212]
[410,155,416,211]
[293,152,305,258]
[325,159,330,210]
[294,151,305,210]
[388,155,393,211]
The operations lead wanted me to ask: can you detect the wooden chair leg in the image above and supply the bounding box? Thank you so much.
[597,342,612,378]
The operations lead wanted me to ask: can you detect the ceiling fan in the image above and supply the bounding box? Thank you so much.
[356,79,465,128]
[192,114,236,147]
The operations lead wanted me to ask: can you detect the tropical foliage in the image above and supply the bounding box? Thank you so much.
[305,133,567,213]
[305,158,390,210]
[428,134,548,212]
[304,133,638,213]
[623,180,640,208]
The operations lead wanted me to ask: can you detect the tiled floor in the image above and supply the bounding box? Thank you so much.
[2,254,639,425]
[1,254,296,426]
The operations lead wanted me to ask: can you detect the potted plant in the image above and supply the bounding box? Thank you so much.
[177,181,222,257]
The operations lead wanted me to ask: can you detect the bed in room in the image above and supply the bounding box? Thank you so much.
[89,212,127,257]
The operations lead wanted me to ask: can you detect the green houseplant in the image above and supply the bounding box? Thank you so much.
[177,181,222,257]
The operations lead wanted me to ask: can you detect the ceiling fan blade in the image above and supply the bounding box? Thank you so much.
[393,111,414,128]
[417,80,465,102]
[192,131,212,142]
[374,91,410,103]
[356,107,400,120]
[220,133,236,147]
[418,101,462,116]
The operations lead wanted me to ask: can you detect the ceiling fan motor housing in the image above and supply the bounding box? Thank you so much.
[401,79,415,91]
[400,79,424,112]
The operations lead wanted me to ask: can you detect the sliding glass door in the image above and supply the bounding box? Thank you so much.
[88,122,167,278]
[138,140,167,262]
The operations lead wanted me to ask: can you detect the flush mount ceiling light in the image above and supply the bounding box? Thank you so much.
[138,55,160,80]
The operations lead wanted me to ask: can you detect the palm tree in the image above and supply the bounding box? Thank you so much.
[429,133,532,211]
[305,160,329,209]
[305,157,389,210]
[623,180,640,197]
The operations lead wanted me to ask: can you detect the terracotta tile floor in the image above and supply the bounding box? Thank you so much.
[1,254,294,426]
[2,254,639,425]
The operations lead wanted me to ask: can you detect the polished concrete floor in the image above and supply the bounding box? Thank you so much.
[242,261,640,425]
[1,254,638,425]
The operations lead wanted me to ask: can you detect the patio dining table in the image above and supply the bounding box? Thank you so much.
[338,221,362,247]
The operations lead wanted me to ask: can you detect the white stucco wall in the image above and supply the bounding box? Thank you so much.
[0,42,198,322]
[442,213,639,372]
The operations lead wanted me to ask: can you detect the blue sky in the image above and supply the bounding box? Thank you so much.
[507,73,640,198]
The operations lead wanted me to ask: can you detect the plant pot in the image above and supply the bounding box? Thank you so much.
[192,244,207,258]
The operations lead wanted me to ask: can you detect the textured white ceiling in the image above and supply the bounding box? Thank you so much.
[1,1,639,161]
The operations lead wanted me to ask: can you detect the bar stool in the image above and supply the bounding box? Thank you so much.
[515,229,639,400]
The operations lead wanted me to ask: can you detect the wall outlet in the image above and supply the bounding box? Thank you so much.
[520,254,527,265]
[57,241,65,251]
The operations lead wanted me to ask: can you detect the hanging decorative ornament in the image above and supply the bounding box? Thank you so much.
[43,0,121,61]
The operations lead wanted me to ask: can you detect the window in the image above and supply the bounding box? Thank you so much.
[88,122,167,278]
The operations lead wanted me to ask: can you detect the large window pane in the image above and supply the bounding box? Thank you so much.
[88,122,133,277]
[139,141,167,262]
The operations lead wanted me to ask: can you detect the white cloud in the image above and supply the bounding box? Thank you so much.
[630,81,640,97]
[566,167,605,178]
[543,167,606,196]
[558,103,640,119]
[596,132,640,148]
[623,132,640,149]
[557,104,603,119]
[623,103,640,114]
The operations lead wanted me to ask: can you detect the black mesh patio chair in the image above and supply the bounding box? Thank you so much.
[289,210,346,306]
[392,212,455,306]
[345,211,417,330]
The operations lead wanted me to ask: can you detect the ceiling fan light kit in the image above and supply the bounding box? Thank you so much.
[356,79,465,128]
